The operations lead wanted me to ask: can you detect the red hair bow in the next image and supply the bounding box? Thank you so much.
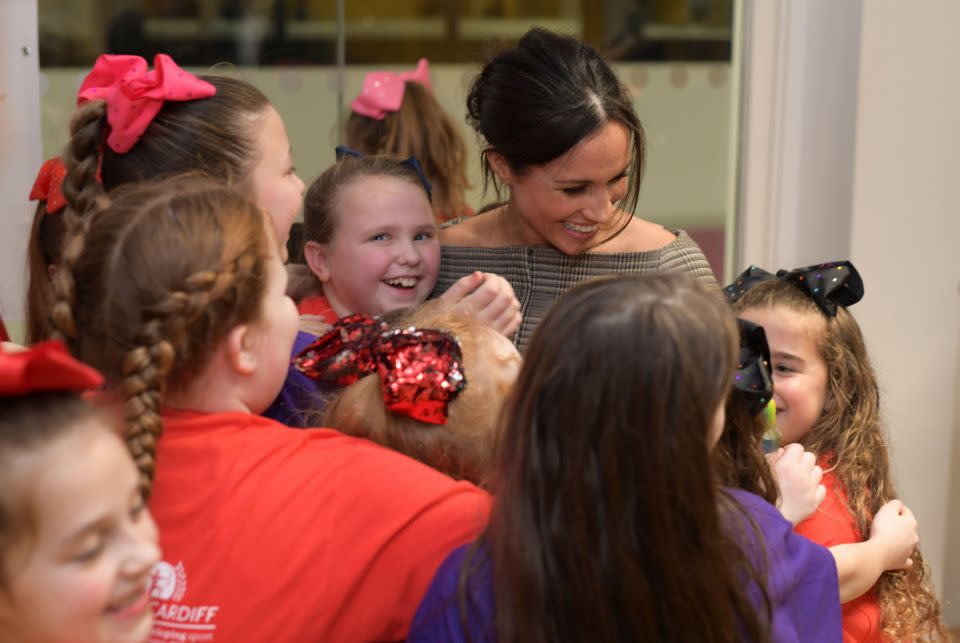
[29,157,68,214]
[77,54,216,154]
[0,340,103,397]
[294,314,466,425]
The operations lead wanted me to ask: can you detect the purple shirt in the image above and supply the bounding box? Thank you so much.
[262,331,329,427]
[408,488,842,642]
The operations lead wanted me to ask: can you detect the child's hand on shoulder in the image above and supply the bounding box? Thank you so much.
[870,499,918,571]
[767,443,826,525]
[440,271,522,337]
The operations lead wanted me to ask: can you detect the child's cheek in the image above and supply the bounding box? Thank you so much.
[66,569,115,623]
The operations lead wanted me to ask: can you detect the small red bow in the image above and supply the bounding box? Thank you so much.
[77,54,216,154]
[29,157,69,214]
[294,314,466,425]
[0,340,103,396]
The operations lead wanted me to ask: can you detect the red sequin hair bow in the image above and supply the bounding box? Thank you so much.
[29,157,68,214]
[294,314,466,425]
[0,340,103,396]
[77,54,217,154]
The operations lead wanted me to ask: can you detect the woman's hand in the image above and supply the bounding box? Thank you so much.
[870,499,918,571]
[439,271,522,337]
[767,443,826,525]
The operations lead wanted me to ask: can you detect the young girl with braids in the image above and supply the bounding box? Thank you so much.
[57,52,518,425]
[346,58,473,223]
[0,341,160,643]
[302,300,521,486]
[727,261,946,641]
[410,273,844,643]
[50,176,491,641]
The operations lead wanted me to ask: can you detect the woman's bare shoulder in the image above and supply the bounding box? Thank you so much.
[597,216,678,253]
[439,211,504,247]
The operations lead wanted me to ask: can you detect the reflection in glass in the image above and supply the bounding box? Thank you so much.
[39,1,730,67]
[37,0,736,278]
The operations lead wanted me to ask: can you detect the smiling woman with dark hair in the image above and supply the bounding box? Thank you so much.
[435,28,717,351]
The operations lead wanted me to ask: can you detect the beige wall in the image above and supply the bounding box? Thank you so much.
[850,0,960,621]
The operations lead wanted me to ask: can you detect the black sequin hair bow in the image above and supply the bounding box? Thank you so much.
[293,313,465,425]
[335,145,433,202]
[733,319,773,417]
[724,260,864,316]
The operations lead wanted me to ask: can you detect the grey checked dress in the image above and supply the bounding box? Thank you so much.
[432,229,717,352]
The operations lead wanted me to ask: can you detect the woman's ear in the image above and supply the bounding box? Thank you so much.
[484,150,515,185]
[303,241,331,283]
[225,324,256,376]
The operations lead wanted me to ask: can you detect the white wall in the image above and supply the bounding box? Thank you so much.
[739,0,960,621]
[849,0,960,619]
[0,0,43,341]
[737,0,861,270]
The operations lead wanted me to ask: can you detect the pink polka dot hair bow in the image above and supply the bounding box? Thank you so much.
[0,340,103,397]
[77,54,216,154]
[351,58,433,120]
[294,313,466,425]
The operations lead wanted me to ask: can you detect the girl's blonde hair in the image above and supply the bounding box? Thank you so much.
[346,82,471,223]
[321,300,513,486]
[732,280,945,640]
[51,176,274,498]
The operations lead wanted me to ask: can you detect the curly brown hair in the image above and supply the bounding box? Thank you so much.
[731,280,945,640]
[50,176,273,498]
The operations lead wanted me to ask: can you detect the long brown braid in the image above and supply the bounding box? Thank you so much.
[50,177,272,497]
[732,280,945,640]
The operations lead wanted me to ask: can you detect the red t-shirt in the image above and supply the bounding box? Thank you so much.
[147,411,490,642]
[795,457,882,643]
[297,293,339,323]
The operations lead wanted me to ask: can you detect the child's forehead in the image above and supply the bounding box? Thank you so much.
[335,176,434,223]
[740,304,826,343]
[342,173,428,198]
[7,418,126,517]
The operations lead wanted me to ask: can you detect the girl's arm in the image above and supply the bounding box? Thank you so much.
[830,499,918,603]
